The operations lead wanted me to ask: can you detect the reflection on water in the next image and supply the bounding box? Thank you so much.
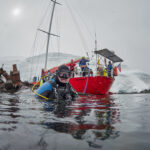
[0,95,20,132]
[1,90,150,150]
[40,95,120,148]
[0,89,121,150]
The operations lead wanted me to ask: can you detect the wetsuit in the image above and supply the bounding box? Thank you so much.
[36,75,77,100]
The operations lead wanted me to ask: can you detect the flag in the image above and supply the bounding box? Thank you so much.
[117,63,121,72]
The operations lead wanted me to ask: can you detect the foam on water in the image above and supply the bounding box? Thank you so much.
[111,65,150,93]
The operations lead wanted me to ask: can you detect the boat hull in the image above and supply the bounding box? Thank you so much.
[69,76,114,95]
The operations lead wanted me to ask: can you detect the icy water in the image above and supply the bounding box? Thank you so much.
[0,88,150,150]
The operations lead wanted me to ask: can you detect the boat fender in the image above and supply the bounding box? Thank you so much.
[113,67,118,76]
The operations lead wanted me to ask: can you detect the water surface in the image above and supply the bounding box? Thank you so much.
[0,88,150,150]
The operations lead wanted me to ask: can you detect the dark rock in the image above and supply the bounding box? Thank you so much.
[140,89,150,93]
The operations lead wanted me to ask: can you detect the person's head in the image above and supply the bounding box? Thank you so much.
[108,61,112,65]
[56,65,71,84]
[71,59,74,63]
[82,56,85,59]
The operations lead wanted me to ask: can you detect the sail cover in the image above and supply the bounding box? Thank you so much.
[94,48,123,63]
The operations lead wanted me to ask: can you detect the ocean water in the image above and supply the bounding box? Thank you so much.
[0,88,150,150]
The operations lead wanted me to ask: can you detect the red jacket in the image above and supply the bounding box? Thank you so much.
[68,63,76,71]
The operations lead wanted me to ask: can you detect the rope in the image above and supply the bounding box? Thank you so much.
[29,1,54,81]
[66,0,94,42]
[28,1,52,81]
[38,1,52,28]
[55,9,61,58]
[34,3,54,76]
[29,31,39,81]
[83,73,90,94]
[64,0,89,53]
[34,35,47,77]
[32,75,49,100]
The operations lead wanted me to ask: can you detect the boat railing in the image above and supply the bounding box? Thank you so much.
[72,66,114,78]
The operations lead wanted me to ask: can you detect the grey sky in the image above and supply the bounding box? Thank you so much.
[0,0,150,74]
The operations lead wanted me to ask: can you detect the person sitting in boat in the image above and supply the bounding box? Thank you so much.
[68,59,76,77]
[79,56,89,77]
[97,64,103,76]
[107,61,113,77]
[103,67,108,77]
[36,65,78,100]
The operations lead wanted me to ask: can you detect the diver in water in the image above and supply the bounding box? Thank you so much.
[36,65,78,101]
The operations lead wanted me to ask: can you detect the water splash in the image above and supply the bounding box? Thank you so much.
[111,65,150,93]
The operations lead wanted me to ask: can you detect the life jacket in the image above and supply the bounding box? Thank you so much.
[40,79,43,86]
[103,69,108,77]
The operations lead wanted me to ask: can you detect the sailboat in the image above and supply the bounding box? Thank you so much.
[34,0,123,95]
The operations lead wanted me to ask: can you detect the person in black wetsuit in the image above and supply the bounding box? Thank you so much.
[36,65,78,101]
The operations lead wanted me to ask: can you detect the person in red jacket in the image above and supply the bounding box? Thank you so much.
[68,59,76,77]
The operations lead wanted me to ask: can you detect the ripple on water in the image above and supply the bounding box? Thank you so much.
[1,89,150,150]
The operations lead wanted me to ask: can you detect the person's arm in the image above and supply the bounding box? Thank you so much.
[86,58,89,62]
[68,83,78,100]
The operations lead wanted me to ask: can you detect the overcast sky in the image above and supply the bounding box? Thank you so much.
[0,0,150,74]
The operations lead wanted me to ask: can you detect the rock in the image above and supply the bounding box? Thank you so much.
[140,89,150,94]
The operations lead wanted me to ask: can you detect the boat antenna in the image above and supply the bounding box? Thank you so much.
[95,32,97,51]
[94,32,98,69]
[38,0,61,71]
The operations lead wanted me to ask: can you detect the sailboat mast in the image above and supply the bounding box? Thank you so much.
[44,0,57,70]
[95,33,98,69]
[95,33,97,51]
